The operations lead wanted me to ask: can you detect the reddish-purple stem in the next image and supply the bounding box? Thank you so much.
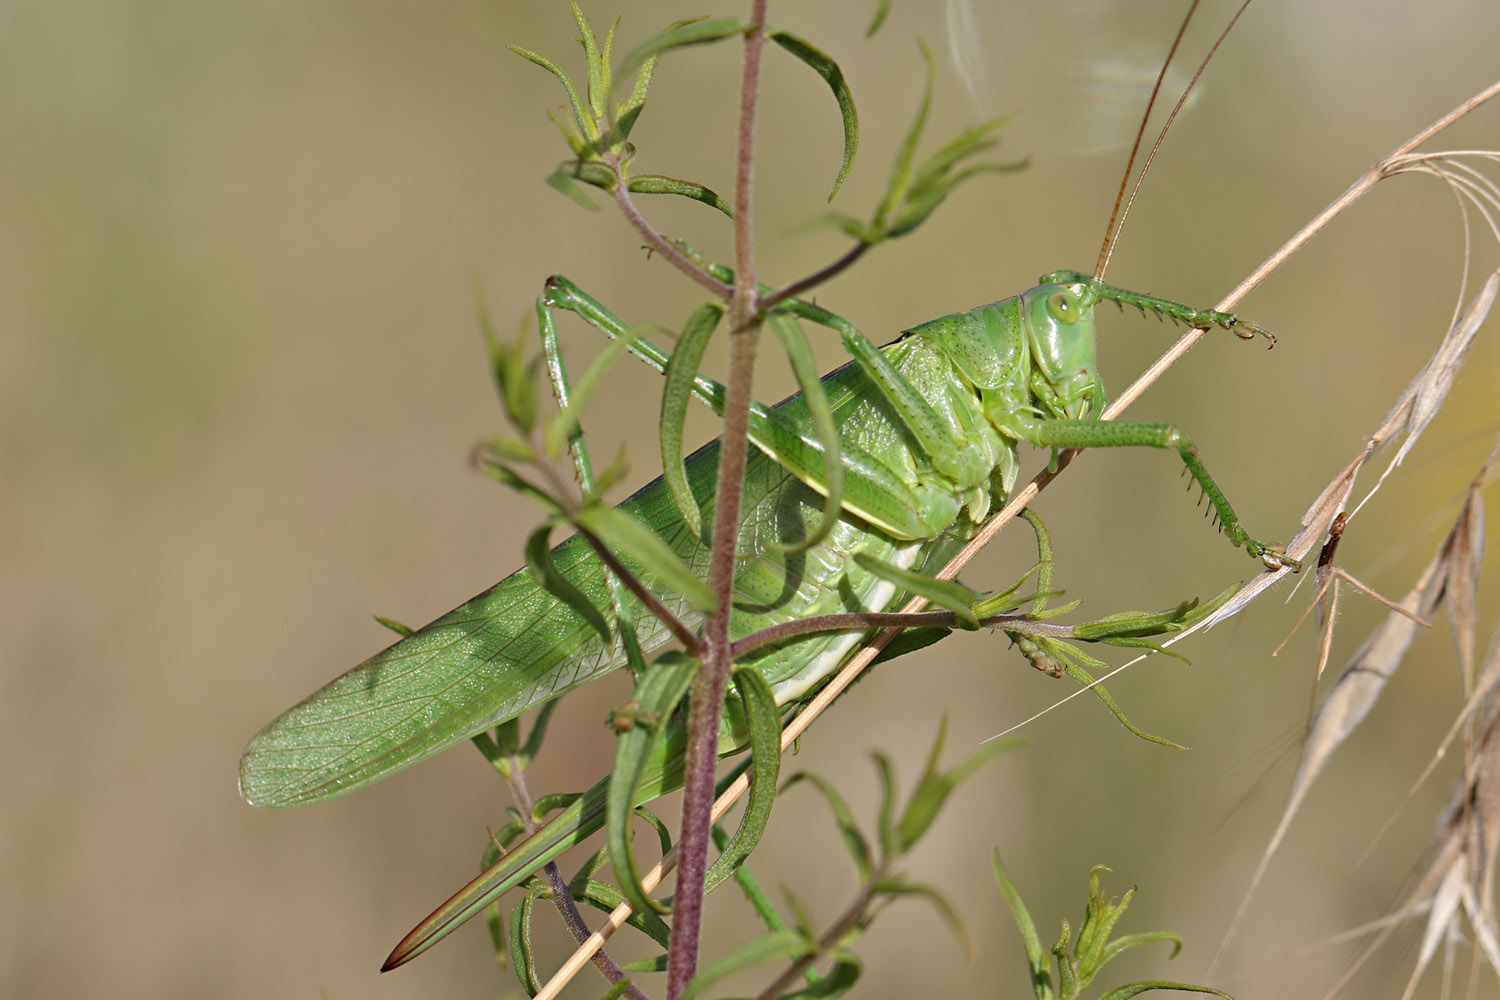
[609,159,732,301]
[664,3,768,997]
[759,240,870,312]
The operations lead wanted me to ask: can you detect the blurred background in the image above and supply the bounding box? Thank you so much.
[4,0,1499,996]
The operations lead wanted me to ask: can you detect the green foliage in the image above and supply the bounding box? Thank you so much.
[994,860,1233,1000]
[854,552,984,629]
[513,2,863,214]
[659,303,723,537]
[668,721,1013,999]
[701,668,782,893]
[607,651,699,916]
[763,312,844,554]
[814,40,1021,243]
[246,2,1264,993]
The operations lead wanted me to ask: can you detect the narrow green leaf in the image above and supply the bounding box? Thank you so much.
[573,878,673,949]
[769,31,858,200]
[1176,580,1243,627]
[618,18,750,78]
[509,44,596,145]
[713,824,793,937]
[475,279,537,433]
[871,751,898,862]
[660,303,722,538]
[875,881,972,960]
[480,434,537,465]
[547,160,619,199]
[626,174,733,216]
[875,40,935,229]
[1055,922,1079,999]
[571,845,609,887]
[782,771,871,882]
[894,717,1008,853]
[600,13,619,72]
[545,107,591,159]
[1096,983,1233,1000]
[853,552,980,629]
[907,119,1008,196]
[592,441,632,498]
[948,734,1023,789]
[598,978,635,1000]
[470,729,510,778]
[1097,930,1184,969]
[621,954,668,973]
[635,804,675,857]
[526,522,613,646]
[476,460,565,517]
[498,717,527,760]
[869,625,950,666]
[866,0,891,36]
[606,652,698,916]
[895,715,949,852]
[890,162,1019,238]
[484,879,508,974]
[493,717,520,757]
[1076,868,1131,975]
[509,885,546,996]
[676,929,814,1000]
[1019,506,1055,615]
[800,211,876,243]
[618,17,708,140]
[569,1,607,120]
[372,615,414,638]
[970,575,1045,619]
[1092,638,1182,668]
[704,667,782,893]
[778,953,862,999]
[1051,643,1188,750]
[993,852,1051,988]
[782,887,817,940]
[766,312,843,555]
[575,504,717,613]
[1075,608,1193,646]
[531,791,581,825]
[519,700,560,769]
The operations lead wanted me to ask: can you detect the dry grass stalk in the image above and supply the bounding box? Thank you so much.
[1208,265,1497,978]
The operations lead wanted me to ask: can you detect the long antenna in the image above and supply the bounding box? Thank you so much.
[1095,0,1257,281]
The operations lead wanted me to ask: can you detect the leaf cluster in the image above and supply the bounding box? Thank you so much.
[993,861,1232,1000]
[665,719,1013,999]
[515,2,861,215]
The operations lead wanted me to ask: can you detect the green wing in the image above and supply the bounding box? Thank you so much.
[239,339,969,808]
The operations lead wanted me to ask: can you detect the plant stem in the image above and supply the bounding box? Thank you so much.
[581,532,703,656]
[610,168,733,300]
[504,754,649,1000]
[664,3,769,997]
[751,873,883,1000]
[759,241,870,312]
[729,611,1077,660]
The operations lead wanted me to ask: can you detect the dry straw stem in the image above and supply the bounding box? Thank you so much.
[1320,639,1500,999]
[1207,275,1497,975]
[532,81,1500,1000]
[1206,98,1500,979]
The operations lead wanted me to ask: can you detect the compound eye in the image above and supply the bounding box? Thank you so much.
[1046,291,1078,325]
